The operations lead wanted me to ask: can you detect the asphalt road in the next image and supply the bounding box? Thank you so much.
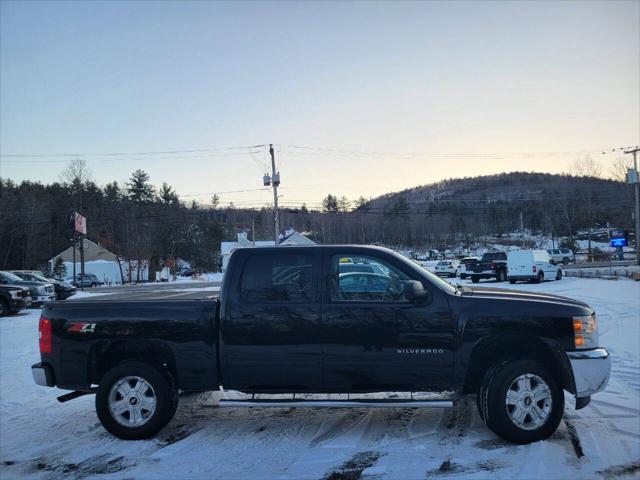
[69,281,222,301]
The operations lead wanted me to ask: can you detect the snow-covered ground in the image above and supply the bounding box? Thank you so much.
[1,278,638,479]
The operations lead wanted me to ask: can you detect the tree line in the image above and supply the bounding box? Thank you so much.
[0,157,634,273]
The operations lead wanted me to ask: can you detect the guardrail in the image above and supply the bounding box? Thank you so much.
[564,269,640,281]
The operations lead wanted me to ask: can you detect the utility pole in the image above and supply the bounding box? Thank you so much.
[624,147,640,266]
[269,144,280,246]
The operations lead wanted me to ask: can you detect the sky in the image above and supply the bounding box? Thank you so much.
[1,0,639,208]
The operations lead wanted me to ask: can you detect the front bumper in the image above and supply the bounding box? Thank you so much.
[567,348,611,397]
[31,362,55,387]
[9,297,32,311]
[31,294,56,306]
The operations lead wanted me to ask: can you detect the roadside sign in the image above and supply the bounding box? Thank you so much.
[70,212,87,235]
[609,229,628,248]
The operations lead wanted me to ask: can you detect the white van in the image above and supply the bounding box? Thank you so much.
[507,250,562,284]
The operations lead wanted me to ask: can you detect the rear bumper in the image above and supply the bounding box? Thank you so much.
[31,362,55,387]
[566,348,611,397]
[470,272,494,278]
[508,275,536,281]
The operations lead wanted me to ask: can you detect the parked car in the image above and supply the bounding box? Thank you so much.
[9,271,76,300]
[0,271,55,307]
[468,252,508,283]
[459,257,480,280]
[32,245,610,445]
[70,273,103,288]
[547,249,574,265]
[508,250,562,284]
[0,284,32,316]
[434,260,460,278]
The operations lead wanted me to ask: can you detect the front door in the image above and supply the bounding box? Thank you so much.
[322,250,455,392]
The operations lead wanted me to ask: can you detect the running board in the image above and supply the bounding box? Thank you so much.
[218,399,453,408]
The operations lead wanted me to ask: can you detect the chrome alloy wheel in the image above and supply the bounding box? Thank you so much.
[108,376,157,427]
[505,373,552,430]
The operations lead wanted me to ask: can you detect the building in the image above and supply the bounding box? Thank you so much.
[48,238,149,284]
[220,228,315,271]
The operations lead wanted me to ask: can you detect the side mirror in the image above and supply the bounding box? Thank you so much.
[404,280,428,303]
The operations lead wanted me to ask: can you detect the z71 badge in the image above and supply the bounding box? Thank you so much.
[67,322,96,334]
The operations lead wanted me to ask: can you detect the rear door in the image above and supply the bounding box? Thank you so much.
[321,249,454,391]
[221,250,323,391]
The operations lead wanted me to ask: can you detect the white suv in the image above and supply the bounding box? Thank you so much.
[434,260,460,278]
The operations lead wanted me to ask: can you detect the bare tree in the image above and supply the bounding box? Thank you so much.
[60,158,92,184]
[568,155,603,178]
[609,155,633,182]
[567,155,603,261]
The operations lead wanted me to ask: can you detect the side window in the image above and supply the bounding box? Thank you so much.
[330,254,411,302]
[240,254,313,303]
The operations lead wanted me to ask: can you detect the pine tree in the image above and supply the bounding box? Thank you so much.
[127,170,156,203]
[158,182,179,204]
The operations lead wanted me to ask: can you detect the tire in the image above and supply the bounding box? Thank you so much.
[95,361,178,440]
[480,359,564,444]
[471,276,480,284]
[509,279,517,284]
[496,270,507,282]
[535,272,544,283]
[91,282,97,288]
[556,269,562,280]
[562,258,569,265]
[0,299,8,317]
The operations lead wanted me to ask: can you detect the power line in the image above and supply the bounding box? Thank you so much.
[0,144,265,158]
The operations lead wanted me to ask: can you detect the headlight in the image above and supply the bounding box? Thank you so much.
[37,286,47,294]
[10,290,22,299]
[573,314,598,349]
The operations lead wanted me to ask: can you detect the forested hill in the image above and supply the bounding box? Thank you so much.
[361,172,624,212]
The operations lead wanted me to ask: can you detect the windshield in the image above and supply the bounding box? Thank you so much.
[0,271,24,283]
[390,251,457,294]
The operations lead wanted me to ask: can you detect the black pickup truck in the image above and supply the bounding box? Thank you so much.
[468,251,508,283]
[32,245,610,444]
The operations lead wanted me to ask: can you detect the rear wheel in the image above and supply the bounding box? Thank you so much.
[556,269,562,280]
[496,270,507,282]
[471,276,480,284]
[562,257,569,265]
[0,299,8,317]
[479,359,564,444]
[509,279,517,284]
[96,361,178,440]
[535,272,544,283]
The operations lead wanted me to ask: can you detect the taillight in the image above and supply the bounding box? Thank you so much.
[532,265,537,273]
[39,317,52,354]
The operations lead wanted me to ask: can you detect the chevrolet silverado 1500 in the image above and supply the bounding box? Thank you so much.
[32,245,610,444]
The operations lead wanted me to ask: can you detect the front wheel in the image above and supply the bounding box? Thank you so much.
[471,276,480,284]
[96,361,178,440]
[556,269,562,280]
[509,279,517,284]
[478,359,564,444]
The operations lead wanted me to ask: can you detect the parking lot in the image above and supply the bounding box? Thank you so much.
[1,277,638,479]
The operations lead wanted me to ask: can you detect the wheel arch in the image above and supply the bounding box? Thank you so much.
[462,335,575,395]
[90,340,178,387]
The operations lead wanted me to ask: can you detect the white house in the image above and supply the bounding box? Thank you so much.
[220,228,315,271]
[48,238,149,284]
